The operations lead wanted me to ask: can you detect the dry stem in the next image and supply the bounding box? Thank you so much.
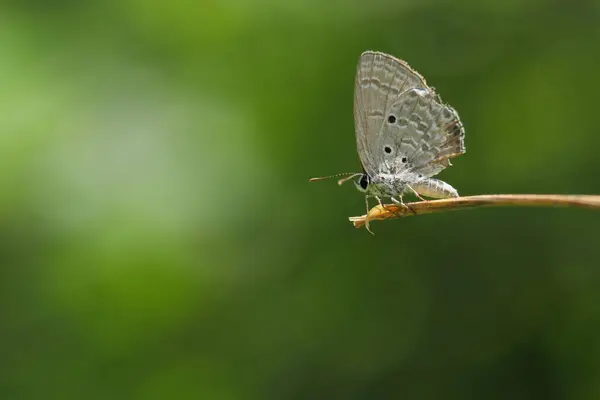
[350,194,600,229]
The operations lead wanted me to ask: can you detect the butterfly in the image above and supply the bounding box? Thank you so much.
[311,51,466,234]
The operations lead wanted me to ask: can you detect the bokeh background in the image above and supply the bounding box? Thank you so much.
[2,1,600,398]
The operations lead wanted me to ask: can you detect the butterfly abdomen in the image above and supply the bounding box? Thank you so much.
[410,178,459,199]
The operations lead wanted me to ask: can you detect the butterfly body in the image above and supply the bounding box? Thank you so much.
[353,51,465,209]
[310,50,466,232]
[355,173,458,200]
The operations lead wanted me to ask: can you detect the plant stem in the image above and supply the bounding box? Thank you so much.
[349,194,600,229]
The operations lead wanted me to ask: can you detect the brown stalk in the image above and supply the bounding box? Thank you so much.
[349,194,600,229]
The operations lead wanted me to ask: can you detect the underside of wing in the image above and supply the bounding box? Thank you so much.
[354,51,429,176]
[374,86,465,178]
[408,101,466,178]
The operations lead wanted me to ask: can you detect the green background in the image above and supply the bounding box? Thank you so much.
[2,1,600,399]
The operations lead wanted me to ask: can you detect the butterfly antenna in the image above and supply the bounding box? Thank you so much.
[309,172,362,185]
[337,173,363,186]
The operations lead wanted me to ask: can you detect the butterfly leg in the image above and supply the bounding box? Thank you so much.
[364,195,375,235]
[405,184,426,202]
[391,196,417,215]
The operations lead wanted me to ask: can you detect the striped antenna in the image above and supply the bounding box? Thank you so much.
[309,172,362,186]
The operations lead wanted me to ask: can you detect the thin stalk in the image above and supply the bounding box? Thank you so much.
[349,194,600,229]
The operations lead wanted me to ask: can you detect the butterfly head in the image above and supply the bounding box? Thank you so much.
[354,173,370,193]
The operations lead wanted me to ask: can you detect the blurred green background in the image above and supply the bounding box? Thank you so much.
[2,1,600,399]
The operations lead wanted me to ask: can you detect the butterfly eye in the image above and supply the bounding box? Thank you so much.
[387,115,396,124]
[359,174,369,190]
[401,157,407,163]
[384,146,392,154]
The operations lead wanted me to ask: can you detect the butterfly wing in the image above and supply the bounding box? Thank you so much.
[355,51,465,179]
[354,51,428,176]
[412,107,465,179]
[383,89,465,178]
